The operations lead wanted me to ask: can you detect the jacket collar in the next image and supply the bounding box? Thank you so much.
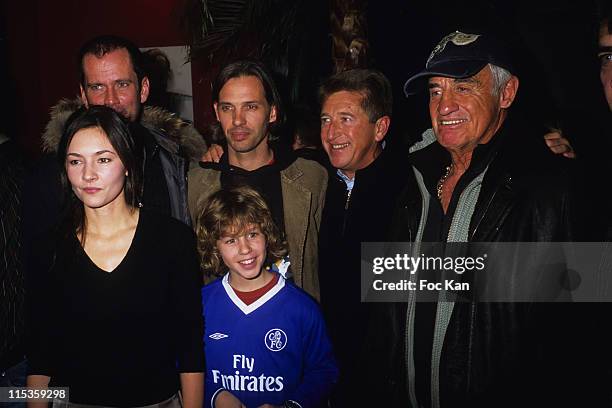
[199,141,298,176]
[409,123,508,198]
[328,145,391,185]
[41,97,207,161]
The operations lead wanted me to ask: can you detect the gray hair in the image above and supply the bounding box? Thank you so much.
[488,64,512,97]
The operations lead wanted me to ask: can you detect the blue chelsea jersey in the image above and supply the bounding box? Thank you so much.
[202,274,338,408]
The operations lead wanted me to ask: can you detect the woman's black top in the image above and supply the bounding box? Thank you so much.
[28,210,204,407]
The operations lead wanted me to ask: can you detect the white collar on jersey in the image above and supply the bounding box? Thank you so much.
[222,273,286,315]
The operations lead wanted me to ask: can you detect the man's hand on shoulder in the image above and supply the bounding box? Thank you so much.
[201,144,225,163]
[544,131,576,159]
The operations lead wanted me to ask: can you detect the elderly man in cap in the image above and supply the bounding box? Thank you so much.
[376,31,580,407]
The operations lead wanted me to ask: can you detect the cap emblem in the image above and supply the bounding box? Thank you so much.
[427,31,481,65]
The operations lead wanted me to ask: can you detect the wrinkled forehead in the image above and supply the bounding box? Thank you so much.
[321,90,367,113]
[326,89,365,103]
[82,48,137,80]
[427,75,479,87]
[427,66,491,87]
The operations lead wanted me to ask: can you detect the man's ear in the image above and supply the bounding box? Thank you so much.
[499,76,519,109]
[374,116,391,142]
[79,84,89,108]
[139,77,150,104]
[268,105,277,123]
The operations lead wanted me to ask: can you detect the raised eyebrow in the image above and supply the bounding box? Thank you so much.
[67,152,83,158]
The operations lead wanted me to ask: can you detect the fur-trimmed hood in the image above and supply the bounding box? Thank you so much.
[41,98,207,161]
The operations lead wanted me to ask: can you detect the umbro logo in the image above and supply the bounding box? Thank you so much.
[209,332,229,340]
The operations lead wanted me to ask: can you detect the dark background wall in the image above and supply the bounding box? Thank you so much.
[1,0,609,160]
[1,0,201,159]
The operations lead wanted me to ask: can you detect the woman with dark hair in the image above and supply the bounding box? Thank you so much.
[27,106,204,408]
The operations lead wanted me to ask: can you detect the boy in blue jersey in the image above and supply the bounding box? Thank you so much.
[195,186,338,408]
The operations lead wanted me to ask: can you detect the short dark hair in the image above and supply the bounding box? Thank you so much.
[78,35,146,89]
[212,60,285,139]
[58,106,143,240]
[318,68,393,123]
[195,186,288,278]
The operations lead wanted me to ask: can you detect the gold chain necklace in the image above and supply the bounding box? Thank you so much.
[436,164,453,200]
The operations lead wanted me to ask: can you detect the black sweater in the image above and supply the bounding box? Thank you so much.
[28,210,204,406]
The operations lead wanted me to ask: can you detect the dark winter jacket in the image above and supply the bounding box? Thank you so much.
[317,147,412,407]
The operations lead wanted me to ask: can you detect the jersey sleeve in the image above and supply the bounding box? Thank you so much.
[286,299,338,408]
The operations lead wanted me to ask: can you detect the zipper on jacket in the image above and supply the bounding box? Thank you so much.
[341,188,352,236]
[344,188,353,210]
